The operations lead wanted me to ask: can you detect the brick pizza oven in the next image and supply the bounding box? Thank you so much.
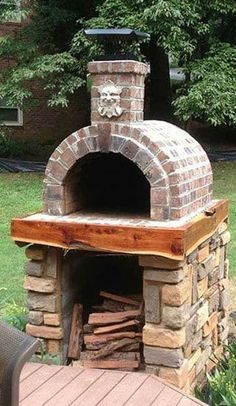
[11,30,230,392]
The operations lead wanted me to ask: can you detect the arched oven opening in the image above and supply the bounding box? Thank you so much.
[65,152,150,217]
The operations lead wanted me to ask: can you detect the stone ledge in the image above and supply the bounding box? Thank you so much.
[143,324,185,348]
[162,278,190,306]
[144,345,184,368]
[26,324,63,340]
[44,313,60,326]
[24,276,56,293]
[158,360,188,389]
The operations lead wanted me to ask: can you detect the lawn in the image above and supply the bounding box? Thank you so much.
[0,173,43,307]
[212,162,236,276]
[0,162,235,309]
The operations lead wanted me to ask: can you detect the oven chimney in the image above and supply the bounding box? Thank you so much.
[85,29,149,125]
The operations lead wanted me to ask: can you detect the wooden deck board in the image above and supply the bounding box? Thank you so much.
[45,368,105,406]
[70,370,126,406]
[177,398,203,406]
[97,372,148,405]
[20,365,83,406]
[20,365,63,403]
[124,376,164,406]
[151,386,184,405]
[19,363,207,406]
[20,363,43,382]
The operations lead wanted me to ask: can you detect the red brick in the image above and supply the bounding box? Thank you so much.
[110,135,126,152]
[144,161,165,185]
[45,185,64,200]
[60,148,77,168]
[151,206,170,220]
[120,140,139,160]
[97,123,111,152]
[131,147,151,170]
[151,187,169,205]
[46,161,67,183]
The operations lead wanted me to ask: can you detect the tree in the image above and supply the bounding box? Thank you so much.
[0,0,235,125]
[0,1,99,107]
[85,0,236,125]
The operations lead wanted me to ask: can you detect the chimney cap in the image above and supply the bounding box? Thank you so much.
[85,28,149,41]
[85,28,150,60]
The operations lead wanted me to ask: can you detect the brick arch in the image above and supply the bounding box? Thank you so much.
[43,121,213,220]
[109,133,170,220]
[44,125,170,220]
[129,121,213,219]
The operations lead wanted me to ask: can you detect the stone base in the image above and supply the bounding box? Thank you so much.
[141,221,230,391]
[23,221,230,392]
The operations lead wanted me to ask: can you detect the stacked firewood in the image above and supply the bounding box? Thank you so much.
[68,291,144,370]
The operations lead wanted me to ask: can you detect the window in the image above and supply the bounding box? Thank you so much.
[0,0,21,23]
[0,100,23,126]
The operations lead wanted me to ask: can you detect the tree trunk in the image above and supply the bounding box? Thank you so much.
[143,36,173,122]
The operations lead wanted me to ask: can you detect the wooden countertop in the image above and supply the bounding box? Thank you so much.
[11,200,228,260]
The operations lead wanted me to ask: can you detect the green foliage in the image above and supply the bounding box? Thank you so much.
[0,0,28,24]
[0,0,235,124]
[0,1,87,108]
[196,341,236,405]
[33,350,62,365]
[0,173,43,308]
[87,0,236,125]
[174,43,236,126]
[0,128,34,158]
[213,162,236,277]
[0,290,27,331]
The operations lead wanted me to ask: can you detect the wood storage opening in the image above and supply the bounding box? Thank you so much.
[62,252,144,370]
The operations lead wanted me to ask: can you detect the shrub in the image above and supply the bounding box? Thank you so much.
[196,341,236,405]
[33,351,61,365]
[0,127,34,159]
[0,289,27,331]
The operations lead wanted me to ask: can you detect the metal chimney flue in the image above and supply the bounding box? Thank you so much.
[85,28,150,60]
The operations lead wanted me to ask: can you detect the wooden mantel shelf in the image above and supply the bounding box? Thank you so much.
[11,200,228,260]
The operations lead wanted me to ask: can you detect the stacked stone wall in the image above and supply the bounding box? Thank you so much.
[141,220,230,391]
[24,245,63,356]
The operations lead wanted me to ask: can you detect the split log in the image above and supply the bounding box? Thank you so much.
[88,310,141,326]
[102,299,138,313]
[68,303,83,359]
[90,338,137,360]
[120,343,140,352]
[127,294,143,302]
[81,351,140,369]
[82,359,139,370]
[139,300,144,314]
[80,351,140,361]
[86,340,140,352]
[93,319,140,335]
[99,291,140,306]
[83,324,94,334]
[84,332,142,345]
[91,305,107,313]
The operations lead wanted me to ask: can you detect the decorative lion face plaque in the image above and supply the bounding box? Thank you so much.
[98,80,123,118]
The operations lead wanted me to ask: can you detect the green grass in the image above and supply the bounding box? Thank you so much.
[0,173,43,307]
[0,162,236,308]
[212,162,236,277]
